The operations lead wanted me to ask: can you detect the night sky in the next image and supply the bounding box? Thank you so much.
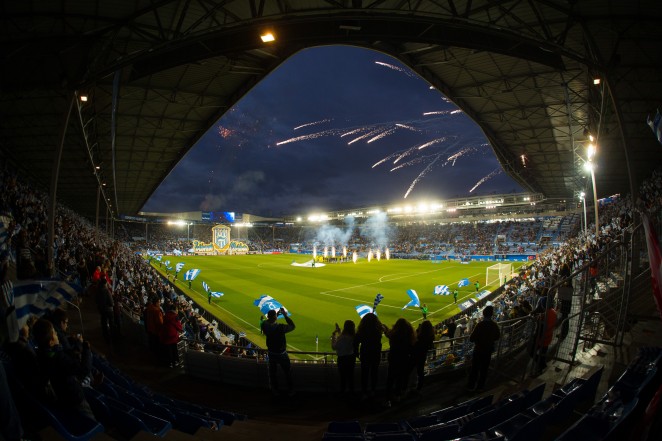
[142,45,523,218]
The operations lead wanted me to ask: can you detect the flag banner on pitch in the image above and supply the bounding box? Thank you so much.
[202,280,222,296]
[434,285,450,295]
[13,279,82,327]
[172,249,182,256]
[156,255,162,261]
[164,260,170,267]
[373,293,384,311]
[253,295,290,317]
[458,278,470,288]
[175,262,185,272]
[184,269,200,281]
[165,266,173,271]
[355,304,374,318]
[402,289,421,310]
[642,213,662,320]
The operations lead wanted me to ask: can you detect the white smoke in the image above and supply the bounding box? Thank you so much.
[360,212,393,249]
[315,216,356,247]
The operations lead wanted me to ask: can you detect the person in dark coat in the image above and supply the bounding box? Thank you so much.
[354,313,385,399]
[411,320,435,391]
[261,308,296,396]
[94,277,114,345]
[160,304,183,368]
[467,305,501,391]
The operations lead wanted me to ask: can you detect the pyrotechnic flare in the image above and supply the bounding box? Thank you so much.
[368,250,373,262]
[324,247,328,258]
[386,248,390,260]
[343,246,347,258]
[353,251,358,263]
[313,245,317,259]
[374,61,416,77]
[293,119,331,131]
[470,168,503,193]
[376,250,381,261]
[331,246,336,258]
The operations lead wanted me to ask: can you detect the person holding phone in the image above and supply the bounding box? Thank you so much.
[261,307,296,397]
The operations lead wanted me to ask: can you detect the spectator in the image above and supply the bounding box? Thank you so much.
[384,318,414,406]
[145,296,164,357]
[161,303,183,368]
[261,308,295,397]
[530,296,557,375]
[331,320,357,395]
[31,318,96,421]
[354,312,385,400]
[94,277,114,345]
[467,305,500,392]
[411,320,435,392]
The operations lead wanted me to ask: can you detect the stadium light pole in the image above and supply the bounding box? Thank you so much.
[584,142,599,237]
[579,191,587,235]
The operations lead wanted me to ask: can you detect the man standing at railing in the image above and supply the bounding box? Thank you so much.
[262,307,295,397]
[466,305,500,392]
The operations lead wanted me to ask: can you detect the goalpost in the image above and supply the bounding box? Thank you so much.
[486,262,513,286]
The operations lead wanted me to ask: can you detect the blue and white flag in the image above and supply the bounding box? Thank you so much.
[13,279,82,328]
[175,262,185,272]
[202,281,223,297]
[434,285,450,295]
[164,260,170,267]
[647,110,662,145]
[402,289,420,310]
[156,255,162,261]
[172,249,182,256]
[253,295,290,317]
[165,265,173,271]
[184,269,200,281]
[373,293,384,312]
[355,304,374,318]
[458,278,470,288]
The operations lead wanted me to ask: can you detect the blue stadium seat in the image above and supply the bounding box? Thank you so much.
[416,422,461,441]
[556,398,639,441]
[371,432,416,441]
[364,422,405,434]
[327,420,363,434]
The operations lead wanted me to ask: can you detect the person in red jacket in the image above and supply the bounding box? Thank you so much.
[160,303,183,368]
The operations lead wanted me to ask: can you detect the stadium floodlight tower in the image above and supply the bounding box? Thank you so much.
[486,262,513,287]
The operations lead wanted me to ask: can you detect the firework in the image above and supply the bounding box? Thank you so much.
[470,168,503,193]
[375,61,416,78]
[293,119,332,131]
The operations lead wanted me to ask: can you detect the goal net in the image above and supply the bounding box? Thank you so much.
[486,263,513,286]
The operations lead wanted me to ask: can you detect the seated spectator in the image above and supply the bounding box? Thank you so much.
[31,318,96,421]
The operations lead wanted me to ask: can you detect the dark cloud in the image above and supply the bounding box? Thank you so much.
[142,46,523,216]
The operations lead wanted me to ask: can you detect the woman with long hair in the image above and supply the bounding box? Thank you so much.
[384,318,415,405]
[354,313,385,399]
[331,319,357,394]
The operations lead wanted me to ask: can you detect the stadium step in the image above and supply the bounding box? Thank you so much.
[130,428,198,441]
[211,418,325,441]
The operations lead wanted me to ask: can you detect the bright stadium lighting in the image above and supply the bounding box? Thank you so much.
[587,143,596,160]
[296,217,302,222]
[79,95,88,102]
[260,32,275,43]
[404,205,413,213]
[417,203,429,213]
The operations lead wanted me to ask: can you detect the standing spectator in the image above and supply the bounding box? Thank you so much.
[354,313,385,400]
[531,297,557,375]
[556,280,573,341]
[262,308,295,396]
[420,303,428,320]
[411,320,435,392]
[467,305,501,392]
[161,304,183,368]
[384,318,414,406]
[331,320,356,395]
[94,277,114,345]
[259,315,265,334]
[145,297,164,356]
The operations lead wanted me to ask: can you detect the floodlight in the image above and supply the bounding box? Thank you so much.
[260,32,275,43]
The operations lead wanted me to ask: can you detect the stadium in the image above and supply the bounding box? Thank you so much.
[1,2,662,441]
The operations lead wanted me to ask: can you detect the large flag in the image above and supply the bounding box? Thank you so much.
[458,278,470,288]
[13,279,82,328]
[355,304,374,318]
[434,285,450,295]
[402,289,420,310]
[175,262,185,272]
[155,255,162,261]
[164,260,170,267]
[642,213,662,320]
[184,269,200,281]
[253,295,290,317]
[203,281,224,298]
[647,110,662,145]
[373,293,384,312]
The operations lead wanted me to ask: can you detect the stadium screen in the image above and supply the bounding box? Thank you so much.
[202,211,235,223]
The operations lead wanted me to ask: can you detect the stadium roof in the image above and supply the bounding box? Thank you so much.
[1,1,661,220]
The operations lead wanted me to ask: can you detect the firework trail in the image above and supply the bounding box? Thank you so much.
[276,128,340,146]
[367,127,397,143]
[417,137,447,151]
[470,168,503,193]
[294,119,332,131]
[423,110,451,116]
[341,127,370,137]
[375,61,416,77]
[404,155,443,198]
[395,123,419,131]
[348,127,386,145]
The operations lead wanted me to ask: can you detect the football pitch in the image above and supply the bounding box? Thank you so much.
[150,254,521,354]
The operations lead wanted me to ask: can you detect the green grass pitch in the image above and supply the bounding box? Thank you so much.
[151,254,522,355]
